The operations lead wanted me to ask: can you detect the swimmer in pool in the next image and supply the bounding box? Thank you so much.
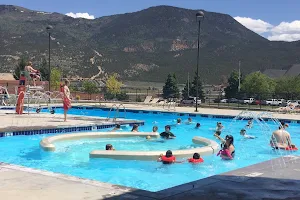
[216,135,235,160]
[160,125,176,139]
[105,144,115,151]
[152,126,158,133]
[188,153,204,163]
[246,119,253,129]
[185,118,193,125]
[110,124,121,132]
[131,124,139,132]
[158,150,183,164]
[195,123,201,129]
[240,129,256,139]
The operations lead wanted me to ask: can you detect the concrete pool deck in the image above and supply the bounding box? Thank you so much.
[0,156,299,200]
[0,110,143,134]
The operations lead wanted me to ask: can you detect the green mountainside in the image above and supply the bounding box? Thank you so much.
[1,5,300,83]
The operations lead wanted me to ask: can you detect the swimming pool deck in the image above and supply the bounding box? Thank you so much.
[101,102,300,121]
[0,156,299,200]
[0,110,143,133]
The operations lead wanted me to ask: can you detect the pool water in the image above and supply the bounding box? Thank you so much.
[0,107,299,192]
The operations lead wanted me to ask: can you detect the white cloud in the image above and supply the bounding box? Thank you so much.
[271,21,300,34]
[234,16,273,34]
[268,21,300,41]
[235,17,300,42]
[268,34,300,42]
[66,12,95,19]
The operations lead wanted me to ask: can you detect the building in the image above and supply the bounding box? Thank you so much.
[263,64,300,79]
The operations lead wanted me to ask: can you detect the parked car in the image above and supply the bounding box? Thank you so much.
[262,99,284,106]
[252,100,262,105]
[220,99,228,103]
[228,98,239,103]
[181,97,201,105]
[281,100,299,107]
[242,98,255,104]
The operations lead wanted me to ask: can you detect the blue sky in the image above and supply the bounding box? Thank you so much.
[1,0,300,41]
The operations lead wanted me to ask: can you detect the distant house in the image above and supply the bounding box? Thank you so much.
[0,73,14,81]
[263,64,300,79]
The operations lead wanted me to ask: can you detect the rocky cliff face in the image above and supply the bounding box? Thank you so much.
[0,5,300,83]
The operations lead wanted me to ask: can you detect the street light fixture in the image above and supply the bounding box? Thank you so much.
[46,25,53,92]
[195,11,204,112]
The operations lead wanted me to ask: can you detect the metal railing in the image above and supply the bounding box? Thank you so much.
[107,104,126,121]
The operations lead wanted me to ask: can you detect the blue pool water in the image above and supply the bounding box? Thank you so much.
[0,107,299,192]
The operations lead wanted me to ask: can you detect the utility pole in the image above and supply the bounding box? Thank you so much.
[187,72,190,97]
[238,61,241,92]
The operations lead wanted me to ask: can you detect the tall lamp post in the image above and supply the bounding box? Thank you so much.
[46,25,53,92]
[195,11,204,112]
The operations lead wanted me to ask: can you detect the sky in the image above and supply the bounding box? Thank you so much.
[1,0,300,41]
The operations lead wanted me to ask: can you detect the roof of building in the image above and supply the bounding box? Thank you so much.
[262,69,287,79]
[0,73,14,80]
[284,64,300,77]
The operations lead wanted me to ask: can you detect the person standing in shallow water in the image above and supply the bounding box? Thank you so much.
[62,80,71,122]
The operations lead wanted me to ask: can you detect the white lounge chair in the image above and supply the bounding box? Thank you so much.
[144,96,152,104]
[150,98,160,105]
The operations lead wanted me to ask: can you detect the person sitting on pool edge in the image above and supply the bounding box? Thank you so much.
[188,153,204,163]
[105,144,115,151]
[216,135,235,160]
[195,123,201,129]
[110,124,121,132]
[158,150,183,164]
[131,124,139,132]
[240,129,256,139]
[160,125,176,139]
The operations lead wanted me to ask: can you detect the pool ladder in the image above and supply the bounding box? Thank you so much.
[107,104,126,121]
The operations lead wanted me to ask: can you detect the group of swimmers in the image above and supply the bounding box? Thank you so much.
[105,118,297,164]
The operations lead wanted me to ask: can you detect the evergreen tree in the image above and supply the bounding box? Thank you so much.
[190,72,204,99]
[38,58,49,81]
[181,81,191,99]
[162,73,180,99]
[13,58,27,80]
[83,81,99,100]
[224,70,240,98]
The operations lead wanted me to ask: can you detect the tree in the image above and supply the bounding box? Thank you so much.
[38,58,49,81]
[224,70,240,98]
[181,81,191,99]
[275,76,300,99]
[13,58,27,80]
[83,81,99,99]
[50,67,62,91]
[105,73,122,98]
[162,73,180,99]
[241,71,275,98]
[116,91,129,101]
[190,72,204,99]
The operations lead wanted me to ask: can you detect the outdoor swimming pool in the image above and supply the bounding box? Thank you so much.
[0,107,299,192]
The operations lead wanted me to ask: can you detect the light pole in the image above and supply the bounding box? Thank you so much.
[46,25,53,92]
[195,11,204,112]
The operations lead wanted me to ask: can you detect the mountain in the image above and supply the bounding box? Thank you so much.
[0,5,300,83]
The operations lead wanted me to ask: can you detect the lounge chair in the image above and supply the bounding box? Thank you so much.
[143,96,152,104]
[149,98,160,105]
